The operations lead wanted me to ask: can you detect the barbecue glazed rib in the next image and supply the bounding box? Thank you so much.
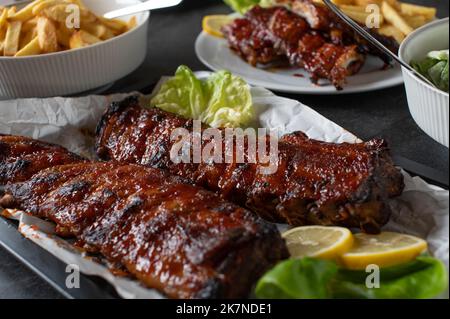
[95,97,405,234]
[222,2,399,89]
[0,137,288,299]
[222,5,366,89]
[0,134,86,187]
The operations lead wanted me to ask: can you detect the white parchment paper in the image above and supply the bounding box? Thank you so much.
[0,84,448,299]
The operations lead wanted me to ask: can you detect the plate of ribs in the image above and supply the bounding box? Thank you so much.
[196,0,403,93]
[0,85,448,298]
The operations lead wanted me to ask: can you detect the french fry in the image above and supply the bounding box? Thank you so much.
[81,22,113,40]
[56,22,74,47]
[354,0,382,6]
[79,7,97,23]
[332,0,355,4]
[341,7,384,25]
[0,8,8,29]
[378,24,404,44]
[355,0,398,7]
[22,17,38,32]
[0,27,6,55]
[7,6,17,17]
[9,0,44,22]
[340,5,367,13]
[15,36,41,56]
[73,0,86,9]
[402,14,428,29]
[381,1,413,35]
[341,8,369,24]
[400,3,436,20]
[69,30,100,49]
[32,0,73,15]
[41,4,71,23]
[97,16,127,32]
[19,27,37,49]
[37,16,58,53]
[3,20,22,56]
[0,0,139,57]
[127,16,137,30]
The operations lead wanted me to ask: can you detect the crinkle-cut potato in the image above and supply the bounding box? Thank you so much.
[0,0,137,57]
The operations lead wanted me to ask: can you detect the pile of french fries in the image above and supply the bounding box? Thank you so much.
[313,0,437,43]
[0,0,137,57]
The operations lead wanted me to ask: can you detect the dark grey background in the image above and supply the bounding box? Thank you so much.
[0,0,448,299]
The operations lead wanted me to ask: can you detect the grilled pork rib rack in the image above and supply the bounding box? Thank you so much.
[95,97,405,234]
[0,134,86,186]
[222,1,399,89]
[0,134,288,299]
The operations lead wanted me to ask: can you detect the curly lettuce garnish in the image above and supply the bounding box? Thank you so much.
[150,65,254,128]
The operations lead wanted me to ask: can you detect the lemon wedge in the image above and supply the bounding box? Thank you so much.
[202,15,234,38]
[340,232,428,270]
[282,226,354,260]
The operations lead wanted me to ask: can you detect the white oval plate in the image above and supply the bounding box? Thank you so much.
[195,32,404,95]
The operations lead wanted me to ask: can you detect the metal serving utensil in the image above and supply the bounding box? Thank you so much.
[103,0,183,19]
[322,0,436,88]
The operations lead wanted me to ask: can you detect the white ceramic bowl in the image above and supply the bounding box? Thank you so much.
[399,18,449,148]
[0,0,149,99]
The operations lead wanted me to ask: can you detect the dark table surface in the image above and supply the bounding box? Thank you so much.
[0,0,448,299]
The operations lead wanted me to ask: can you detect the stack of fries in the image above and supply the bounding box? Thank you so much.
[0,0,137,57]
[314,0,437,43]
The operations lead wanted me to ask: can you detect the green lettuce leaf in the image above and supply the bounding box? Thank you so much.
[428,61,449,92]
[223,0,288,13]
[412,57,438,76]
[202,70,253,128]
[223,0,261,14]
[255,256,448,299]
[333,256,449,299]
[150,65,206,119]
[255,258,338,299]
[150,66,254,128]
[412,49,449,92]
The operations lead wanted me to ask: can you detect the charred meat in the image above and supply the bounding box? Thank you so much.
[223,5,366,89]
[0,134,86,187]
[95,97,405,234]
[0,136,288,299]
[222,2,399,89]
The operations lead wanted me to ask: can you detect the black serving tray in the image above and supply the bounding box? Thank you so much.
[0,217,119,299]
[0,157,447,299]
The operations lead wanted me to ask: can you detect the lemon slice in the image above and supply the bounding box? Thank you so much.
[340,232,428,270]
[202,15,234,38]
[282,226,354,260]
